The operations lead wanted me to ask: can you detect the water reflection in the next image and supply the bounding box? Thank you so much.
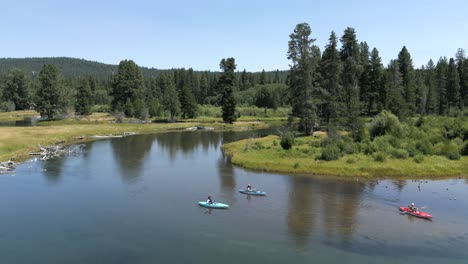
[286,177,365,247]
[42,157,66,183]
[110,135,154,182]
[392,180,407,192]
[217,153,236,193]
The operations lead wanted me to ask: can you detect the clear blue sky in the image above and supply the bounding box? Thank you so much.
[2,0,467,71]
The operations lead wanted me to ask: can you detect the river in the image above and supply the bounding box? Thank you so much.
[0,130,467,263]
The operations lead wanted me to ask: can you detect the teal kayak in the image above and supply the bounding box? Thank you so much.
[239,189,267,196]
[198,201,229,209]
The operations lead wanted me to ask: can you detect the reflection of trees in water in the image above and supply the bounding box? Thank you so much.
[287,177,315,248]
[156,131,223,161]
[391,180,407,192]
[42,157,67,184]
[217,153,235,192]
[287,177,365,248]
[110,135,154,182]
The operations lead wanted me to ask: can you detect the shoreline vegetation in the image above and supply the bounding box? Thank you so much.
[0,110,277,163]
[222,113,468,178]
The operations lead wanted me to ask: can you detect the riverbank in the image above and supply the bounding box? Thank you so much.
[0,120,271,162]
[221,135,468,178]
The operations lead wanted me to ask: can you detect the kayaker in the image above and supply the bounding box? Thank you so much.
[408,203,418,212]
[246,184,252,191]
[207,196,214,204]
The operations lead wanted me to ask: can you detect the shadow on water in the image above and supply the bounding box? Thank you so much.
[110,134,154,182]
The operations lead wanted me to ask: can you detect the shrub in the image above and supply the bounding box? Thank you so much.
[280,132,295,150]
[439,142,461,160]
[372,136,392,153]
[0,101,15,112]
[461,141,468,156]
[293,162,300,169]
[309,140,321,148]
[405,142,419,157]
[416,139,433,155]
[272,140,278,147]
[252,141,264,150]
[413,154,424,163]
[319,144,341,161]
[346,157,356,164]
[343,142,359,154]
[447,150,461,160]
[390,148,409,159]
[372,152,387,162]
[91,104,111,113]
[369,110,402,138]
[351,118,367,142]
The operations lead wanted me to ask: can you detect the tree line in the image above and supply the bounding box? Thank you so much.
[0,59,288,122]
[287,23,468,134]
[1,23,467,125]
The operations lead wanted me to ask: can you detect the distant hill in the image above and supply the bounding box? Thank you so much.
[0,57,289,82]
[0,57,169,79]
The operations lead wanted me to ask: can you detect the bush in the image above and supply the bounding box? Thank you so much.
[343,142,359,154]
[416,139,433,155]
[280,132,295,150]
[447,150,461,160]
[252,141,264,150]
[439,142,461,160]
[369,111,402,138]
[91,104,111,113]
[413,155,424,163]
[272,140,278,147]
[461,141,468,156]
[0,101,15,112]
[346,157,356,164]
[351,118,367,142]
[319,144,341,161]
[405,142,419,157]
[390,148,409,159]
[373,152,387,162]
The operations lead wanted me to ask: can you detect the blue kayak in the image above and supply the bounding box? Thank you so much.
[239,189,267,196]
[198,201,229,209]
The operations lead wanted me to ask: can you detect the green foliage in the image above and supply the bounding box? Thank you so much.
[162,78,180,121]
[75,78,93,115]
[1,69,29,110]
[415,139,433,155]
[0,101,15,112]
[320,144,341,161]
[413,154,425,163]
[372,152,387,162]
[351,118,367,142]
[369,110,401,138]
[390,148,409,159]
[219,58,237,123]
[36,64,66,119]
[110,60,145,117]
[179,86,198,118]
[90,104,110,113]
[280,132,295,150]
[461,141,468,156]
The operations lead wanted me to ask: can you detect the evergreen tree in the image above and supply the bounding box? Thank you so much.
[259,69,267,85]
[455,49,468,107]
[369,48,384,114]
[397,46,416,112]
[319,31,342,124]
[425,59,438,114]
[198,72,209,103]
[436,57,449,115]
[340,27,361,128]
[240,69,250,90]
[162,75,181,120]
[447,58,461,110]
[2,68,29,110]
[36,64,65,119]
[274,69,281,83]
[75,78,93,115]
[287,23,322,133]
[110,60,145,117]
[359,42,371,114]
[385,60,407,118]
[219,58,237,123]
[179,85,198,118]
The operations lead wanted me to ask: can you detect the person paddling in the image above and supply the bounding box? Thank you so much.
[408,202,418,212]
[207,196,214,204]
[246,184,253,191]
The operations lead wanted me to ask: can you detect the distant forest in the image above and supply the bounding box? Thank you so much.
[0,23,467,125]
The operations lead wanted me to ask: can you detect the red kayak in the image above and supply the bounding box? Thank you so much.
[399,207,432,219]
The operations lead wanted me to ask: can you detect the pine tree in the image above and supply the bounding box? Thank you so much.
[240,69,249,90]
[110,60,145,117]
[162,75,181,121]
[397,46,416,112]
[319,31,342,124]
[436,57,449,115]
[36,64,65,119]
[340,27,361,128]
[385,60,407,118]
[259,69,267,85]
[219,58,237,123]
[455,49,468,108]
[274,69,281,83]
[447,58,461,110]
[424,59,438,114]
[359,42,371,114]
[75,78,93,115]
[369,48,384,114]
[179,85,198,118]
[2,68,29,110]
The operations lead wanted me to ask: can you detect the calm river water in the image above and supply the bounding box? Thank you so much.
[1,130,467,263]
